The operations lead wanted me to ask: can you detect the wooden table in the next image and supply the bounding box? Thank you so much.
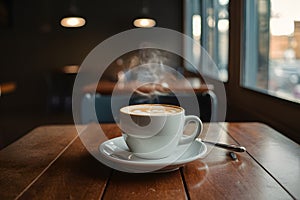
[0,123,299,199]
[0,82,16,96]
[82,79,214,95]
[81,79,218,121]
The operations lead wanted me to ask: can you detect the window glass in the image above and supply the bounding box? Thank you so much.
[243,0,300,103]
[184,0,229,82]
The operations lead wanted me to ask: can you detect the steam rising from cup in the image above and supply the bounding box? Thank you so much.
[116,48,183,100]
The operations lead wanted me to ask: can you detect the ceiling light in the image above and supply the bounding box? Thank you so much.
[133,18,156,28]
[60,3,85,28]
[60,16,86,28]
[133,0,156,28]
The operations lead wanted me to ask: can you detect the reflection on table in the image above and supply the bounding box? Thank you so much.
[0,122,298,199]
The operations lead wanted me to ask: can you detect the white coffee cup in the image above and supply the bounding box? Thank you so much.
[119,104,203,159]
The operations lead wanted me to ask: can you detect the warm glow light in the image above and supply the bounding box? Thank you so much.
[207,16,215,28]
[192,15,201,39]
[133,18,156,28]
[60,17,86,28]
[63,65,80,74]
[218,0,229,6]
[218,19,229,32]
[0,82,16,96]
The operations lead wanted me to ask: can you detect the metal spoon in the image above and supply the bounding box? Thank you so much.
[196,138,246,152]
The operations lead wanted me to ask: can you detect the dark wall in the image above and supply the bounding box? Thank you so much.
[0,0,182,148]
[0,0,183,113]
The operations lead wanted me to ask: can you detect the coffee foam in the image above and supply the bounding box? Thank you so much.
[121,104,182,115]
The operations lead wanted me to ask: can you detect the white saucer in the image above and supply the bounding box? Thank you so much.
[98,136,207,173]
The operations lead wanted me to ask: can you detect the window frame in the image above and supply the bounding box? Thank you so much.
[183,0,229,81]
[226,0,300,143]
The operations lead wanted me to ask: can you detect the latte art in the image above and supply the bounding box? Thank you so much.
[121,104,182,115]
[131,107,179,114]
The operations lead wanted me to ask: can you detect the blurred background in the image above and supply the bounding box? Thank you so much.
[0,0,183,148]
[1,0,299,149]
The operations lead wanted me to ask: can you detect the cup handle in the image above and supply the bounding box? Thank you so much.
[178,115,203,145]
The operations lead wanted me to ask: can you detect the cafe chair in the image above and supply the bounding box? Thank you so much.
[81,93,144,123]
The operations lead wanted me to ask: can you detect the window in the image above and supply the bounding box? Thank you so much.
[182,0,300,142]
[184,0,229,82]
[243,0,300,103]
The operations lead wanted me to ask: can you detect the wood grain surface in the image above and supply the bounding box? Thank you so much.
[19,137,111,200]
[82,80,214,95]
[103,170,187,200]
[0,125,78,199]
[0,123,298,200]
[182,123,292,200]
[224,122,300,199]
